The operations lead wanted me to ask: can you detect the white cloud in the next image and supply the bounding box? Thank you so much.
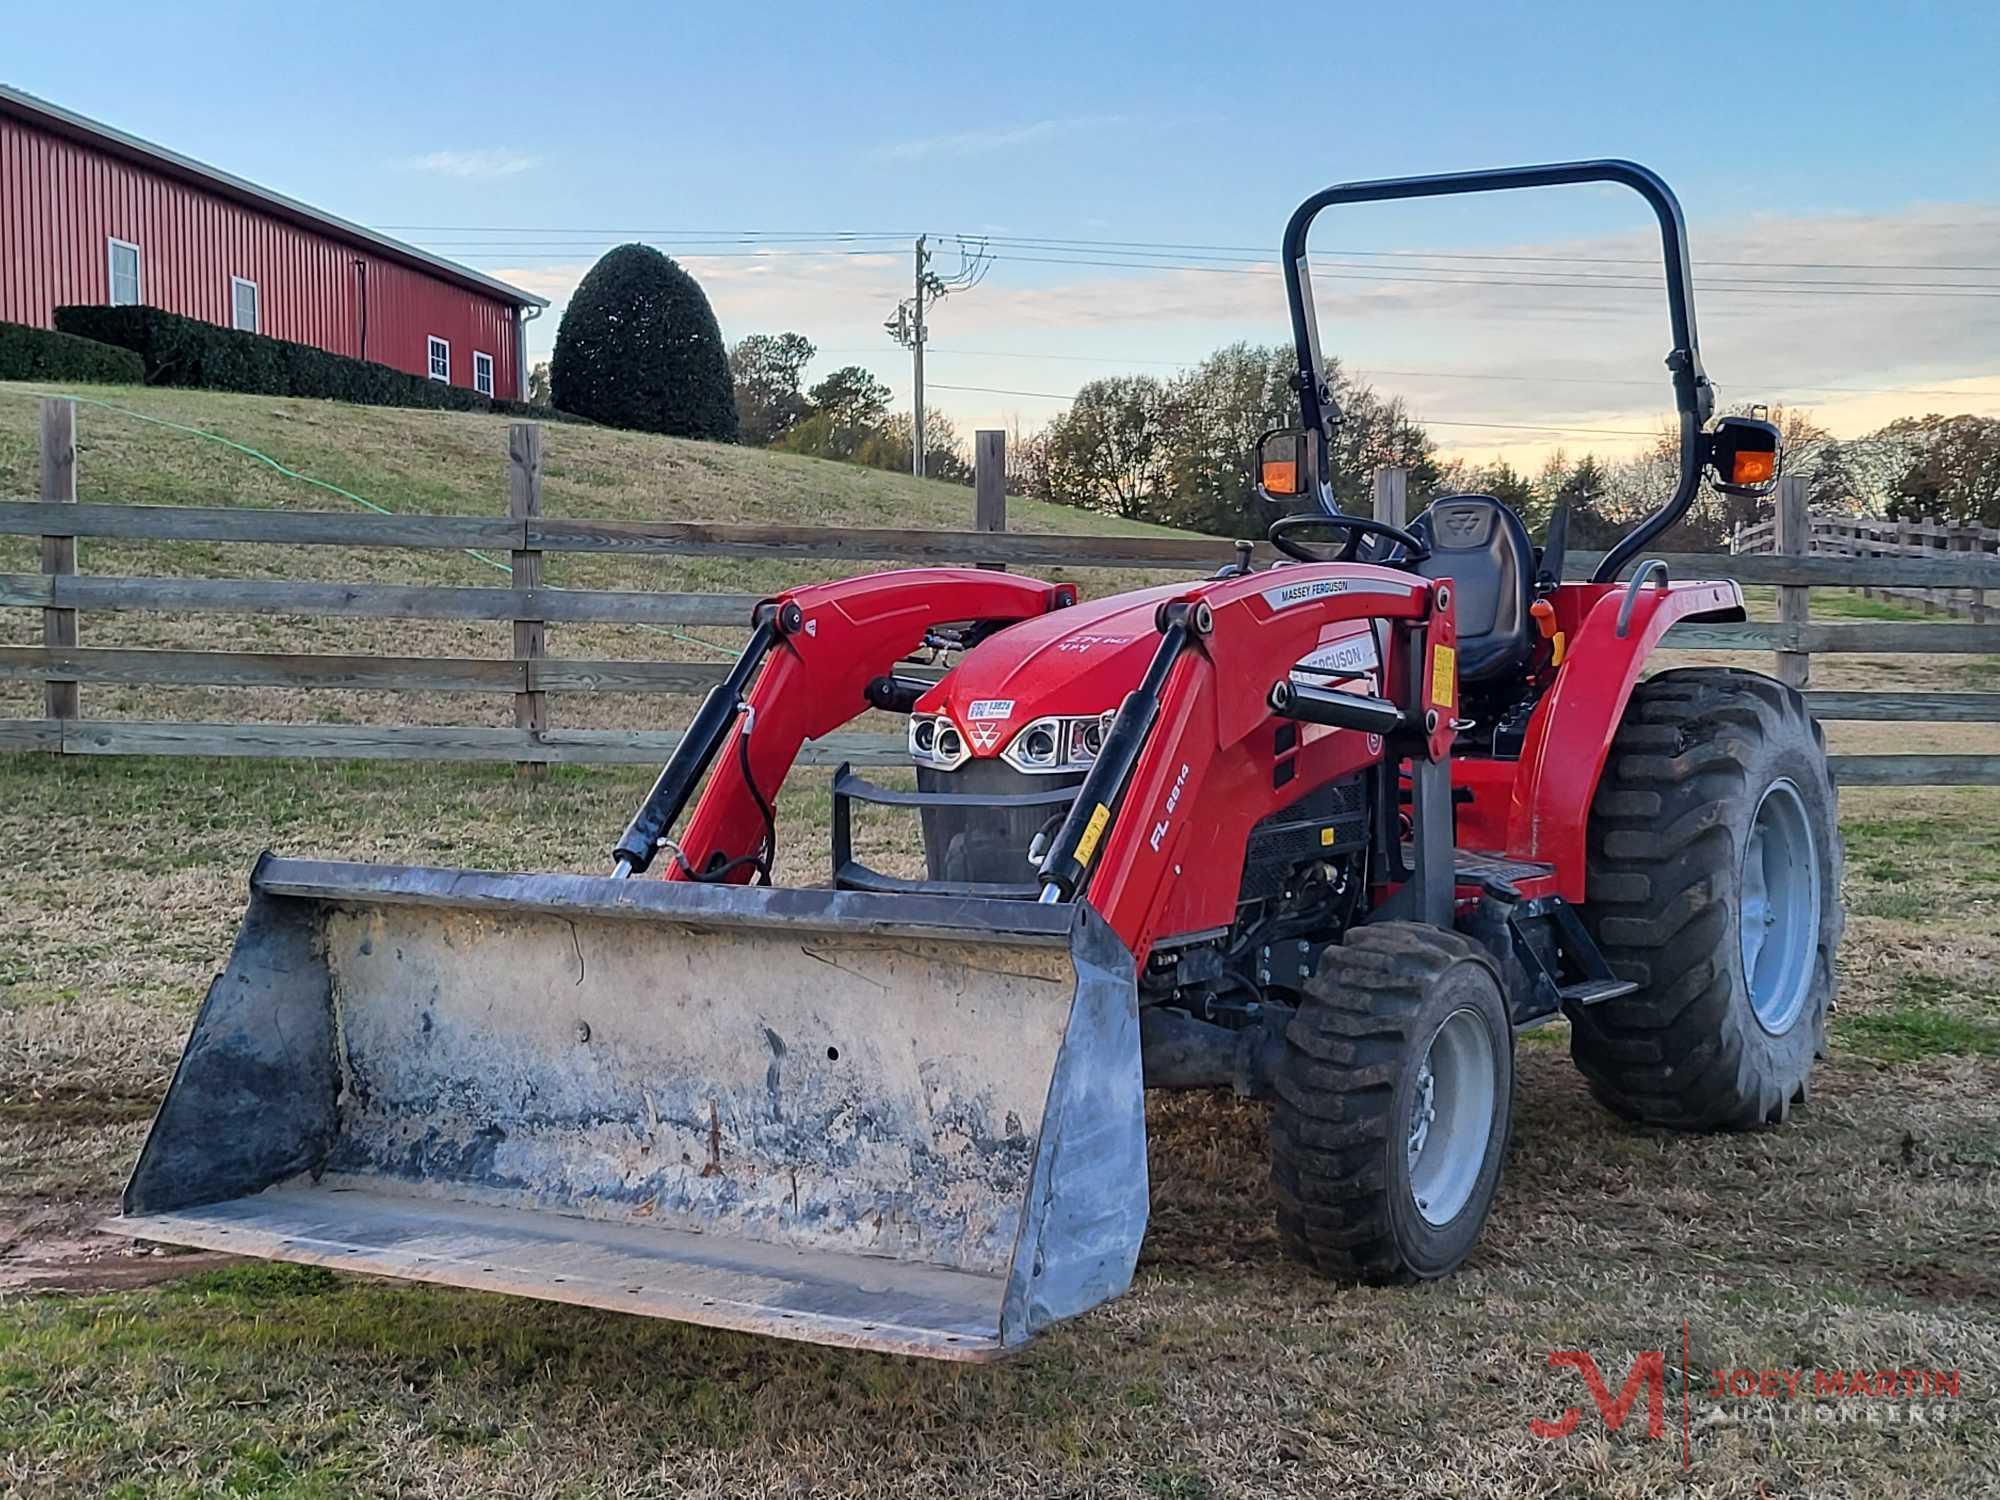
[394,149,544,180]
[872,116,1126,162]
[489,201,2000,457]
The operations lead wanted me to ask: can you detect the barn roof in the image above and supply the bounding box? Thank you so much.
[0,84,549,310]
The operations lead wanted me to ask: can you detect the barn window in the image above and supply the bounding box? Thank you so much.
[108,239,142,306]
[427,336,450,382]
[231,277,260,333]
[473,351,494,397]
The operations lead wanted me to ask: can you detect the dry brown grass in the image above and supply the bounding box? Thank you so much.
[2,752,1998,1498]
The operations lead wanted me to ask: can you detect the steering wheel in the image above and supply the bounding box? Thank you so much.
[1269,513,1430,566]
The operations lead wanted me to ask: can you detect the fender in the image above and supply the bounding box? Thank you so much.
[1505,578,1743,900]
[671,568,1070,880]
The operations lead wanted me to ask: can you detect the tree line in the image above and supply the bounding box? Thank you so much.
[526,246,2000,536]
[1007,343,2000,543]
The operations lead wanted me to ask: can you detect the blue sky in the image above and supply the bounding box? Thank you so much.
[11,1,1999,461]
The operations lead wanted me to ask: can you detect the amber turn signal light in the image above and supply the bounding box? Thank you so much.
[1731,450,1776,486]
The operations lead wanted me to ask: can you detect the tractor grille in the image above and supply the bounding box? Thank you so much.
[918,761,1083,886]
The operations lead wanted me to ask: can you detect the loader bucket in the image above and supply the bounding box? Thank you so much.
[114,856,1146,1360]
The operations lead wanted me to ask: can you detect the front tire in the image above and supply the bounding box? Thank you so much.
[1270,924,1515,1283]
[1572,668,1843,1129]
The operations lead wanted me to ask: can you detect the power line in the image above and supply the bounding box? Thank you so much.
[431,236,2000,297]
[923,381,1662,436]
[974,251,2000,299]
[381,224,2000,276]
[950,239,2000,292]
[913,346,2000,400]
[964,232,2000,277]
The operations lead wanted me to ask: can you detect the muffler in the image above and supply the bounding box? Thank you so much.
[114,855,1146,1360]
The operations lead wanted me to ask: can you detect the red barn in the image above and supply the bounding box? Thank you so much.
[0,85,547,398]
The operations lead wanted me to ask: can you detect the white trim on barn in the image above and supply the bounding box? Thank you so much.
[473,350,493,397]
[230,275,259,333]
[108,237,142,305]
[427,336,450,383]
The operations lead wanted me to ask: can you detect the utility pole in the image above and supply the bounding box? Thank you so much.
[886,234,990,482]
[911,235,927,478]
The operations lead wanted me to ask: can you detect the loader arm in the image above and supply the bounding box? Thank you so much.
[643,568,1072,881]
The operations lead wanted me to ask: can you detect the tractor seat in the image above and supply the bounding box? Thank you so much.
[1409,495,1535,686]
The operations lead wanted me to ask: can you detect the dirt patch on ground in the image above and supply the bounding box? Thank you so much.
[0,1198,238,1295]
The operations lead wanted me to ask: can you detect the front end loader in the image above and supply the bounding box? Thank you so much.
[116,160,1842,1359]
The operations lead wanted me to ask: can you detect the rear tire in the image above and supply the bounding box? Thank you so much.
[1270,924,1514,1283]
[1572,668,1843,1129]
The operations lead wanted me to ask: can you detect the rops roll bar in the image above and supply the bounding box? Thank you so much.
[1279,160,1715,583]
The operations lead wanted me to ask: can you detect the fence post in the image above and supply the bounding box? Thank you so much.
[1371,466,1408,529]
[39,397,79,730]
[1774,475,1809,689]
[508,422,546,772]
[974,429,1006,569]
[1963,523,1989,625]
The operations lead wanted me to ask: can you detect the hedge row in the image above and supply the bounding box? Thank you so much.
[0,320,147,385]
[52,305,562,421]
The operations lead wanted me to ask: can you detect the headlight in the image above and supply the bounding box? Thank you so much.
[1002,712,1116,774]
[909,713,969,769]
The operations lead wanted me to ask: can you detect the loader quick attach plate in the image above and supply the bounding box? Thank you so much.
[113,856,1147,1360]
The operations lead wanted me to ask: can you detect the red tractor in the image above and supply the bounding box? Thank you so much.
[122,161,1842,1359]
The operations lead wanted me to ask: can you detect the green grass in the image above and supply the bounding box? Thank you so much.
[1835,974,2000,1063]
[1737,585,1932,623]
[1838,1003,2000,1063]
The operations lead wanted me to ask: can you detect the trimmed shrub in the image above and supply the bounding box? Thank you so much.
[0,320,146,384]
[551,246,737,440]
[52,305,565,421]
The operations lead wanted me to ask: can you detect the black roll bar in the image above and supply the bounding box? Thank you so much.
[1280,160,1715,582]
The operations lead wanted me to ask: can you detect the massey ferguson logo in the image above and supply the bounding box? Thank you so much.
[1261,577,1402,610]
[969,721,1001,749]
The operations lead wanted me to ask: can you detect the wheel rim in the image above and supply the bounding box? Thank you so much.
[1406,1005,1496,1227]
[1740,777,1821,1036]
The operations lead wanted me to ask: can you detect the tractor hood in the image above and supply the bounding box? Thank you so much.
[915,578,1381,761]
[915,584,1187,755]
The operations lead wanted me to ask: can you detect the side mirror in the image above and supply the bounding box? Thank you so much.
[1705,415,1782,498]
[1254,427,1319,503]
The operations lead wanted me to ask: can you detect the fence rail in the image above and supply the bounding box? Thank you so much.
[1736,511,1997,621]
[4,400,1997,785]
[11,499,2000,588]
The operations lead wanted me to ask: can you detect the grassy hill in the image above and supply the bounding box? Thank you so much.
[0,381,1198,729]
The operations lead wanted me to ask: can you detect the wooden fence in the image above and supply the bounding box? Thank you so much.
[4,398,1999,784]
[1735,511,1996,622]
